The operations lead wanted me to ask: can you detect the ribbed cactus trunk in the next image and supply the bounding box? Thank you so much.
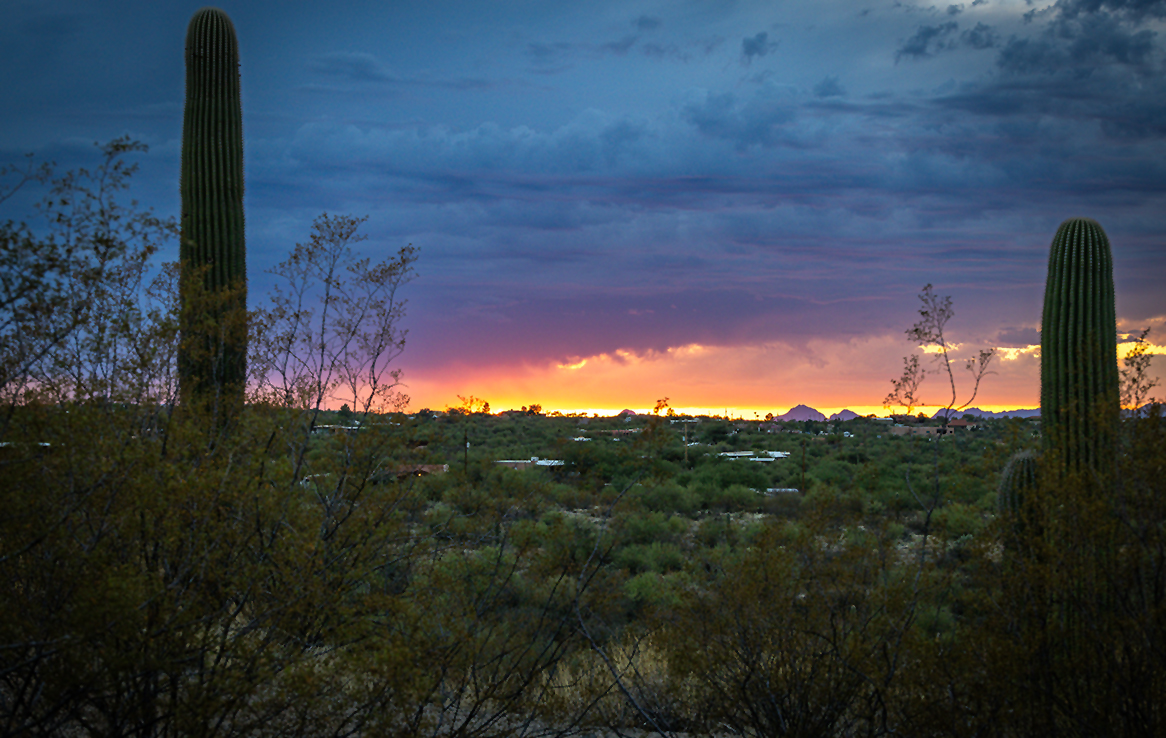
[998,449,1039,551]
[179,7,247,420]
[1040,218,1118,480]
[998,449,1037,515]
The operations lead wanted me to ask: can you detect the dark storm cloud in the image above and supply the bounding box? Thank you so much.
[634,15,662,31]
[281,111,660,199]
[21,12,84,39]
[895,21,959,60]
[312,52,391,82]
[995,327,1041,347]
[5,0,1161,393]
[961,22,1000,49]
[682,88,802,150]
[919,0,1166,145]
[997,14,1157,75]
[526,32,701,71]
[641,42,690,61]
[599,35,639,55]
[947,4,965,15]
[598,120,647,163]
[302,17,1158,367]
[310,52,494,90]
[412,283,897,368]
[1052,0,1166,20]
[267,40,1166,251]
[525,41,575,72]
[741,32,779,64]
[1101,96,1166,139]
[812,76,847,98]
[274,67,1166,242]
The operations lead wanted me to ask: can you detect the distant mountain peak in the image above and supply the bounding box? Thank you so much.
[777,404,827,422]
[828,409,861,421]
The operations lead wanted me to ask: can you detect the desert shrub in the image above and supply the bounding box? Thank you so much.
[624,571,685,610]
[615,511,689,546]
[614,542,686,574]
[637,481,702,515]
[931,501,985,539]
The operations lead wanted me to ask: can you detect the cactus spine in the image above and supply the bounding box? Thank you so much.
[1040,218,1118,479]
[180,7,246,417]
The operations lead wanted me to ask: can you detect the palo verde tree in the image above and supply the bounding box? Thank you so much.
[884,284,996,421]
[179,7,247,422]
[0,138,178,412]
[1,139,603,738]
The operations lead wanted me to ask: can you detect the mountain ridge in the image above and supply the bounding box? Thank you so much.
[930,407,1040,420]
[767,405,1045,421]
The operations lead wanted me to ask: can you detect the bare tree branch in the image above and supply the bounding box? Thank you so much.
[886,284,996,421]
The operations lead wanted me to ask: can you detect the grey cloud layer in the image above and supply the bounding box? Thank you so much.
[3,0,1164,376]
[741,31,780,63]
[205,0,1166,381]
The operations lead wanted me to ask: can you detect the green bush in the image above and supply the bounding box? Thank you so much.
[636,482,702,515]
[624,571,684,610]
[616,511,689,546]
[614,542,686,574]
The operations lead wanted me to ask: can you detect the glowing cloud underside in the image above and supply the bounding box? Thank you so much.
[404,334,1063,416]
[996,345,1040,361]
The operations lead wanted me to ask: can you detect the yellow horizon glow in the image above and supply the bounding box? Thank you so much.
[438,403,1034,419]
[342,317,1166,415]
[399,333,1071,417]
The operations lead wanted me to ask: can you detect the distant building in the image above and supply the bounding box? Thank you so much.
[376,464,449,482]
[496,457,565,470]
[889,425,947,437]
[311,423,362,434]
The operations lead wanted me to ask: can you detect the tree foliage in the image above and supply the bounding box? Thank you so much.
[0,137,177,410]
[4,144,1164,737]
[250,213,415,416]
[0,143,597,738]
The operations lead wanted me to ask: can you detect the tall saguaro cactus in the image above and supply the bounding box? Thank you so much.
[1040,217,1118,479]
[180,7,247,418]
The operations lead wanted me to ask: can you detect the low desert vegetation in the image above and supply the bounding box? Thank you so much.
[2,144,1164,738]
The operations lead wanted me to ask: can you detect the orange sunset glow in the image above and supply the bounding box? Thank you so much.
[404,336,1038,416]
[402,320,1165,417]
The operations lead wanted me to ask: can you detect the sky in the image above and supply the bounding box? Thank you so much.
[2,0,1164,416]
